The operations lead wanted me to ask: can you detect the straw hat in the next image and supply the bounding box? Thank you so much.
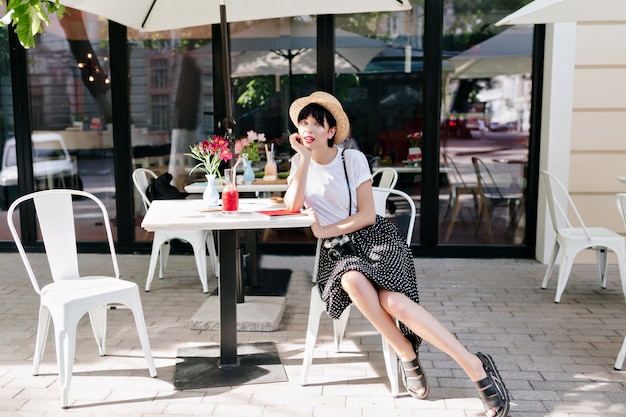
[289,91,350,144]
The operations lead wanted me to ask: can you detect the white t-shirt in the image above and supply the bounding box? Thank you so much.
[288,147,372,226]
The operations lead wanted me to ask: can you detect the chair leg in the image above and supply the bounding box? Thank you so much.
[597,247,608,289]
[554,252,575,303]
[206,232,219,279]
[126,288,158,378]
[333,306,351,352]
[615,335,626,370]
[145,238,164,291]
[33,306,51,375]
[55,313,80,408]
[444,194,462,243]
[301,285,326,386]
[159,241,171,278]
[381,337,400,397]
[616,249,626,302]
[187,233,209,293]
[542,242,560,289]
[87,305,108,356]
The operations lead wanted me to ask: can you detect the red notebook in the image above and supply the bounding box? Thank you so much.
[256,209,302,216]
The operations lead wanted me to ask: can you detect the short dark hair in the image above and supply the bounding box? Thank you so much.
[297,103,337,147]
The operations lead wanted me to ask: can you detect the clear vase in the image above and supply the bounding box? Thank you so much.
[203,174,219,206]
[221,168,239,213]
[242,156,255,184]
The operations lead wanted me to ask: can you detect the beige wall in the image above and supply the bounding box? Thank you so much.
[568,22,626,261]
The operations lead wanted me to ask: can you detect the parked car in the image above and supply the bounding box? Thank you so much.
[0,132,82,209]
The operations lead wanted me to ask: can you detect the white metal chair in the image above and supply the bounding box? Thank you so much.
[301,187,416,397]
[7,189,157,408]
[442,153,480,242]
[132,168,218,293]
[541,171,626,303]
[612,193,626,370]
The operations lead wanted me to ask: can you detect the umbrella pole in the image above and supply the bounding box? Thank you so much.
[219,1,236,140]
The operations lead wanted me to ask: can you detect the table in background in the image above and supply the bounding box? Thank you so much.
[141,199,313,388]
[185,179,288,194]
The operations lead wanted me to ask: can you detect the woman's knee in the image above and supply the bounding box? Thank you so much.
[379,290,412,319]
[340,271,371,298]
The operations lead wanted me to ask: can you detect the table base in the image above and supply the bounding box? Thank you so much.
[190,295,286,332]
[173,342,287,389]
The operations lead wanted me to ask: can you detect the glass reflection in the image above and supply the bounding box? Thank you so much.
[439,2,532,245]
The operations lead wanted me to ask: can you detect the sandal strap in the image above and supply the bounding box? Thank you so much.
[475,352,510,417]
[401,356,428,399]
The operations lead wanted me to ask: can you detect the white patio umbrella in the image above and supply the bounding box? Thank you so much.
[230,20,386,77]
[496,0,626,25]
[60,0,411,32]
[60,0,411,131]
[450,25,533,79]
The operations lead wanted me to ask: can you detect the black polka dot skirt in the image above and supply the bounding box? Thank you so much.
[317,215,421,343]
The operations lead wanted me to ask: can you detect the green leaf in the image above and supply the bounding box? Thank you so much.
[0,0,68,48]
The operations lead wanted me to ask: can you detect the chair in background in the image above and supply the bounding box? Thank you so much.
[541,171,626,303]
[132,168,218,293]
[372,167,399,189]
[372,167,399,214]
[7,189,157,408]
[472,156,524,242]
[302,187,416,397]
[442,153,480,242]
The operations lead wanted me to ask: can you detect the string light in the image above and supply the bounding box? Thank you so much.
[77,53,110,84]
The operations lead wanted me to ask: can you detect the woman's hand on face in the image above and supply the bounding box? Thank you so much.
[289,132,310,157]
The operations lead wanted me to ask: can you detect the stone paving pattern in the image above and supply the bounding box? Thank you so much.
[1,253,625,416]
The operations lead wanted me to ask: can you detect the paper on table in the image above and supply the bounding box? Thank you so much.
[255,209,303,216]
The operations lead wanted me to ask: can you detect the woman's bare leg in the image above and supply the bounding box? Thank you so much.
[340,271,425,397]
[340,271,415,358]
[379,289,501,417]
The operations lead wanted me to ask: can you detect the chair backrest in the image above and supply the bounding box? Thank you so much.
[442,153,472,188]
[541,170,591,239]
[132,168,158,211]
[7,189,119,293]
[372,168,399,189]
[372,187,416,245]
[472,156,506,199]
[371,168,399,213]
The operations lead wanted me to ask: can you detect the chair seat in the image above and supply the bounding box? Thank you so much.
[558,227,623,241]
[41,277,139,306]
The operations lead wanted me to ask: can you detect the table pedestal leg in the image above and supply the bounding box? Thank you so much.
[171,229,289,389]
[219,230,239,367]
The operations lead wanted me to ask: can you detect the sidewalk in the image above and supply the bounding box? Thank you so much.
[1,253,625,416]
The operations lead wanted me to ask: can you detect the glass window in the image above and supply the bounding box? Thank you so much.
[439,0,532,245]
[0,9,112,241]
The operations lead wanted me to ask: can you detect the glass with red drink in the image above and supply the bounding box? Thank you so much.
[222,168,239,213]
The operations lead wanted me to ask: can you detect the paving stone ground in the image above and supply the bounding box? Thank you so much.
[1,253,625,416]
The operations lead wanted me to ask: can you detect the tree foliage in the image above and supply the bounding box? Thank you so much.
[0,0,68,48]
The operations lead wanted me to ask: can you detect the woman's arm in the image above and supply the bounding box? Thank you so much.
[284,133,311,211]
[310,179,376,239]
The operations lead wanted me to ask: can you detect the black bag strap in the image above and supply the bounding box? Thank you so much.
[341,149,351,216]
